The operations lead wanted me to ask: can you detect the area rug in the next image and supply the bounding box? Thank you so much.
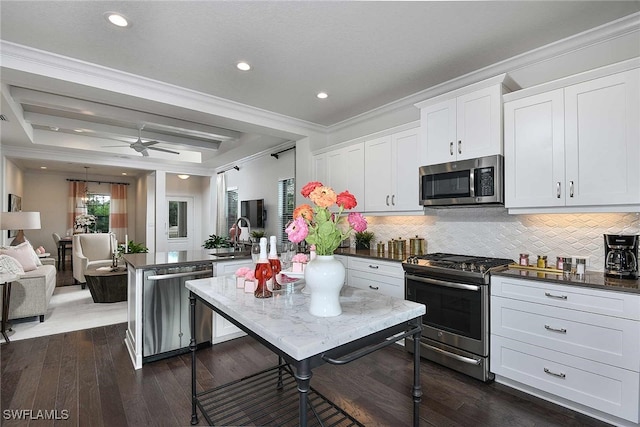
[2,285,126,342]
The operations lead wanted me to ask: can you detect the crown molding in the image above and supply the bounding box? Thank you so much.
[328,12,640,133]
[0,40,326,137]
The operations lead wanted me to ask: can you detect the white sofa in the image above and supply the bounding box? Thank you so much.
[8,258,57,322]
[72,233,117,287]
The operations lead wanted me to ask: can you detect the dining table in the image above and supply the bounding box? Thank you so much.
[57,236,73,270]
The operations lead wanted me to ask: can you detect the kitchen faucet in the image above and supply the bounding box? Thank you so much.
[233,216,251,250]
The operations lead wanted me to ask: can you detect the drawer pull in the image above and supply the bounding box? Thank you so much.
[544,325,567,334]
[544,292,567,300]
[544,367,566,379]
[369,285,379,290]
[368,265,379,269]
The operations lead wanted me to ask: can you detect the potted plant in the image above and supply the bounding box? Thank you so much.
[250,230,265,242]
[354,231,375,250]
[118,240,149,254]
[203,234,232,250]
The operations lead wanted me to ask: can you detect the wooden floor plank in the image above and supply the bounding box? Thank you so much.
[1,320,615,427]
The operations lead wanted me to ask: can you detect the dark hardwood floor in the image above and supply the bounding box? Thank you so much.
[1,322,611,427]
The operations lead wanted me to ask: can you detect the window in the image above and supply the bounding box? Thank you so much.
[278,178,295,244]
[168,200,188,238]
[226,188,238,237]
[86,194,110,233]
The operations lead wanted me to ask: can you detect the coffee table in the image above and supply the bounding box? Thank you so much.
[84,266,127,303]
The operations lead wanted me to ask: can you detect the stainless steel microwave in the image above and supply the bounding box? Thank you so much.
[419,154,504,207]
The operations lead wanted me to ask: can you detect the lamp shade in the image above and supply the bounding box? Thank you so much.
[0,212,41,230]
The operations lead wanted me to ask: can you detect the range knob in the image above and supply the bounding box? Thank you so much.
[460,262,468,270]
[479,264,486,274]
[469,263,477,272]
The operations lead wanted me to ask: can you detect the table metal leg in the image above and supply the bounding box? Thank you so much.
[189,292,198,425]
[412,318,423,427]
[294,359,312,427]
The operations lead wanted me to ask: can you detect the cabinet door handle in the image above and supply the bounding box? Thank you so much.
[544,324,567,334]
[449,142,454,155]
[391,195,395,206]
[368,265,379,269]
[556,182,561,198]
[544,292,567,300]
[544,367,566,379]
[458,140,462,155]
[385,195,389,206]
[369,285,379,290]
[569,181,574,198]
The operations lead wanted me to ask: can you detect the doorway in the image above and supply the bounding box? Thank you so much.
[167,196,194,251]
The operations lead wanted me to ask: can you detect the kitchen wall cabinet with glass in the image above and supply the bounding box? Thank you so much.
[504,59,639,213]
[416,74,516,166]
[490,275,640,426]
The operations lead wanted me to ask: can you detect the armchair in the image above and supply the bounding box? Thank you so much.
[72,233,117,287]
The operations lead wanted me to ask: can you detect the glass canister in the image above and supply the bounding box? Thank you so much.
[519,253,529,266]
[536,255,547,268]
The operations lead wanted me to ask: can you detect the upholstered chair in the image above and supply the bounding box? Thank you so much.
[72,233,117,287]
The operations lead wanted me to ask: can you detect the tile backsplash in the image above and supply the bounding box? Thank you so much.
[364,208,639,271]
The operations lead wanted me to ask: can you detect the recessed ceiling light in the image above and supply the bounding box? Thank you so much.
[50,126,59,131]
[317,92,329,99]
[121,172,127,176]
[40,166,47,170]
[236,62,251,71]
[104,12,130,28]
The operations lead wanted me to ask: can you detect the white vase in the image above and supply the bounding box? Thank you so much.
[303,255,345,317]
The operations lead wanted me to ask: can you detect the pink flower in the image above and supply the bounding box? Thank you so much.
[245,270,255,281]
[348,212,367,232]
[285,217,309,243]
[235,267,251,277]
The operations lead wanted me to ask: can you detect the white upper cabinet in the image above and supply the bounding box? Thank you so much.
[504,61,640,212]
[417,74,511,165]
[364,127,422,212]
[312,142,366,208]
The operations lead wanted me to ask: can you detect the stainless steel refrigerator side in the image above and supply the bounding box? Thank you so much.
[142,265,213,362]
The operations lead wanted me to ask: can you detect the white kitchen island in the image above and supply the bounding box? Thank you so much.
[185,275,425,426]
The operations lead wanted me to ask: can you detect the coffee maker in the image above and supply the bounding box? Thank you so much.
[604,234,638,279]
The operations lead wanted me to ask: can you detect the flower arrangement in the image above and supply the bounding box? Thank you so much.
[74,214,96,232]
[285,181,367,256]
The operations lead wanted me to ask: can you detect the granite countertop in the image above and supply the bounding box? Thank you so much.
[185,275,425,361]
[334,248,406,262]
[494,267,640,294]
[122,250,251,269]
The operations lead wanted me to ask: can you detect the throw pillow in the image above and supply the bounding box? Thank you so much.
[23,240,43,266]
[0,254,25,275]
[0,243,38,272]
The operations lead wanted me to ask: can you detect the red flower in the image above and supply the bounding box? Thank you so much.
[336,191,357,210]
[300,181,323,198]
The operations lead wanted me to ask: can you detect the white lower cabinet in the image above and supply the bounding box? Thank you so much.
[346,257,404,299]
[211,259,253,343]
[491,275,640,426]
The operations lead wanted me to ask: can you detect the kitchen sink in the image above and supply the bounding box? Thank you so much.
[209,251,251,259]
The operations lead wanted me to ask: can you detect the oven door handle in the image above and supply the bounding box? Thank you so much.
[424,342,482,366]
[405,274,480,291]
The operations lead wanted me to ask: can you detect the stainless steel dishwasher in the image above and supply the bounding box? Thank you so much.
[142,263,213,362]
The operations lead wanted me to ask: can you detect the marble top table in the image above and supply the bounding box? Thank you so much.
[185,275,425,426]
[185,275,425,361]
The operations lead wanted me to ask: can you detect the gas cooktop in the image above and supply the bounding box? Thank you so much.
[403,252,515,284]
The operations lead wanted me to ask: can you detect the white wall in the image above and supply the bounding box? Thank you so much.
[224,148,295,239]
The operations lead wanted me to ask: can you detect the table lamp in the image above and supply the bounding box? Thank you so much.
[0,211,41,246]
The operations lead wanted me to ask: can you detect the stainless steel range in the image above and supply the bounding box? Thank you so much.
[403,253,514,382]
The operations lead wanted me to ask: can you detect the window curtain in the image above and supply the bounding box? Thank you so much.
[216,173,227,236]
[68,181,87,231]
[110,183,128,243]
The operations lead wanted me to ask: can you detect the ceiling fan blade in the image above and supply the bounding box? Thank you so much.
[147,146,180,155]
[103,144,129,148]
[141,140,158,147]
[141,149,150,157]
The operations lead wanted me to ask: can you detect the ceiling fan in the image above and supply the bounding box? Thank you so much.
[105,126,180,157]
